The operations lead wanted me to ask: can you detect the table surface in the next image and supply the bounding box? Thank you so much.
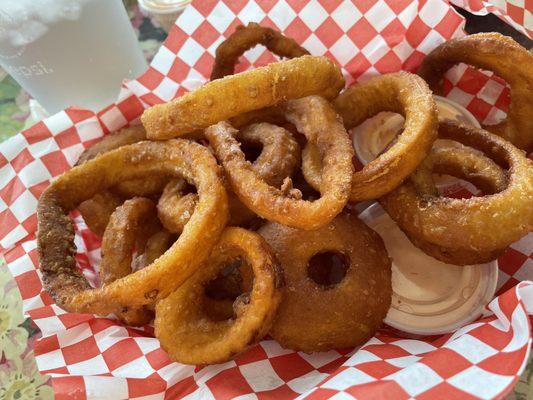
[0,1,530,398]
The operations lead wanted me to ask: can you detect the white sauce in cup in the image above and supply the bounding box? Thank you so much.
[355,97,497,335]
[360,204,498,335]
[353,95,481,166]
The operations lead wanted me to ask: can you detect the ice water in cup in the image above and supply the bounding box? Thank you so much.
[0,0,148,114]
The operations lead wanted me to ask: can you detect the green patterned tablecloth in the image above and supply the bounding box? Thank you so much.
[0,2,530,399]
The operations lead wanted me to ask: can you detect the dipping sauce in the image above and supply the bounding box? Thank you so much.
[353,95,480,165]
[360,204,498,335]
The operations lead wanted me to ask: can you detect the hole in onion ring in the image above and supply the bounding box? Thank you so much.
[290,170,320,201]
[442,64,510,126]
[350,112,404,167]
[241,143,263,163]
[202,259,253,321]
[307,251,348,288]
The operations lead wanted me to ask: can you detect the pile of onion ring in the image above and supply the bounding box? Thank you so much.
[36,24,532,366]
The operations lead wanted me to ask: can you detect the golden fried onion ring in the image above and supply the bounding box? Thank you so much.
[211,22,309,80]
[157,179,198,234]
[76,125,146,165]
[37,139,228,314]
[155,227,283,365]
[303,72,438,201]
[77,125,167,237]
[404,144,509,265]
[78,191,123,236]
[418,33,533,151]
[100,198,156,326]
[142,56,345,140]
[259,212,391,352]
[380,120,533,265]
[205,96,354,230]
[412,145,508,197]
[111,175,169,198]
[238,122,301,187]
[157,122,299,232]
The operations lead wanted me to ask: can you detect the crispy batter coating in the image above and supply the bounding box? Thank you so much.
[418,33,533,151]
[78,191,123,236]
[405,144,509,264]
[76,124,168,235]
[380,121,533,265]
[155,227,283,365]
[304,72,438,201]
[211,22,309,80]
[111,175,169,198]
[100,198,156,326]
[142,56,345,140]
[76,125,147,165]
[157,123,299,232]
[157,179,198,234]
[238,123,300,187]
[142,230,174,266]
[412,145,508,197]
[259,212,392,353]
[38,139,229,315]
[205,96,354,230]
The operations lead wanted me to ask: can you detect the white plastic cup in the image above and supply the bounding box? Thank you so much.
[360,203,498,336]
[0,0,147,114]
[138,0,191,33]
[352,95,480,166]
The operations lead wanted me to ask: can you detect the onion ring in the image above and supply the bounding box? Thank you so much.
[133,230,175,272]
[380,120,533,265]
[411,145,508,197]
[205,96,354,230]
[157,178,258,231]
[258,212,391,352]
[303,72,438,201]
[112,175,169,198]
[418,33,533,151]
[76,125,146,165]
[210,22,309,80]
[158,123,300,230]
[141,56,345,140]
[404,144,509,264]
[142,230,174,267]
[238,122,300,187]
[100,198,156,326]
[37,139,229,314]
[154,227,283,365]
[78,191,123,236]
[77,125,169,199]
[157,178,198,234]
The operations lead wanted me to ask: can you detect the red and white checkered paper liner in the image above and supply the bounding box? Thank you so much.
[0,1,531,399]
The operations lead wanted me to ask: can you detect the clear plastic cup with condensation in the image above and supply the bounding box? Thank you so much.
[0,0,148,114]
[355,96,499,336]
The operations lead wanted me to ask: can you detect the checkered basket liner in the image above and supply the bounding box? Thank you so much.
[0,1,531,399]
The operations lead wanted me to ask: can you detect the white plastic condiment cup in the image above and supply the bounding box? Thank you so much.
[138,0,191,32]
[353,95,481,166]
[359,203,498,336]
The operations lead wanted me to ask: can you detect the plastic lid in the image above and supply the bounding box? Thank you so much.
[353,95,480,165]
[138,0,191,14]
[359,204,498,335]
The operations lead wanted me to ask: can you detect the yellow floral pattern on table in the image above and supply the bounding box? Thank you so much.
[0,266,53,400]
